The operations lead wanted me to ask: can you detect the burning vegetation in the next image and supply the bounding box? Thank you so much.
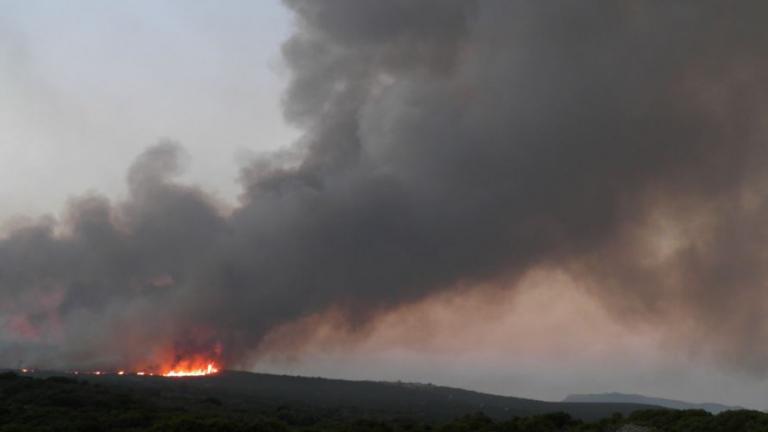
[31,361,222,378]
[18,345,223,377]
[162,361,220,377]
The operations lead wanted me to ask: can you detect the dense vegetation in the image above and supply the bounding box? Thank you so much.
[1,372,767,431]
[12,370,651,422]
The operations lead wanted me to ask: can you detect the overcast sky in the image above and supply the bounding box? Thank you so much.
[1,0,296,224]
[2,1,768,410]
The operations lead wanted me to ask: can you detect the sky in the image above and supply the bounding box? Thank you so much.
[1,0,296,223]
[2,1,768,410]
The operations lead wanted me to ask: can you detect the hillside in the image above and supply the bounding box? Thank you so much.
[9,369,656,422]
[4,371,768,431]
[563,392,742,414]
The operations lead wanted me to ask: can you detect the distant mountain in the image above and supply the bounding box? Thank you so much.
[563,392,741,414]
[10,369,658,421]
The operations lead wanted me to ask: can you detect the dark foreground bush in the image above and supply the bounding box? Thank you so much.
[1,375,766,432]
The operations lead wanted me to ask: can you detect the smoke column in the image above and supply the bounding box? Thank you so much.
[3,1,768,372]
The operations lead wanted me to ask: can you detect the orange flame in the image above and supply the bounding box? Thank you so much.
[64,356,221,377]
[163,362,219,377]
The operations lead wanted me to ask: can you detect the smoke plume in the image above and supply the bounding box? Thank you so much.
[3,0,768,372]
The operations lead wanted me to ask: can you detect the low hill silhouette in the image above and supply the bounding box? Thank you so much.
[4,370,768,431]
[564,392,742,414]
[10,369,656,421]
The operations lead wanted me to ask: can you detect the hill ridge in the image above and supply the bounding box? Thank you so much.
[6,368,659,421]
[563,392,742,414]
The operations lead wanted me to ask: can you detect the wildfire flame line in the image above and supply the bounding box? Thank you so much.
[163,362,219,377]
[41,361,222,378]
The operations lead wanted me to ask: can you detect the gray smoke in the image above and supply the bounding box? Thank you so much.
[3,1,768,372]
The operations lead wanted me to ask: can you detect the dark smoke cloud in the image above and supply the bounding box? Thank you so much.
[3,1,768,372]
